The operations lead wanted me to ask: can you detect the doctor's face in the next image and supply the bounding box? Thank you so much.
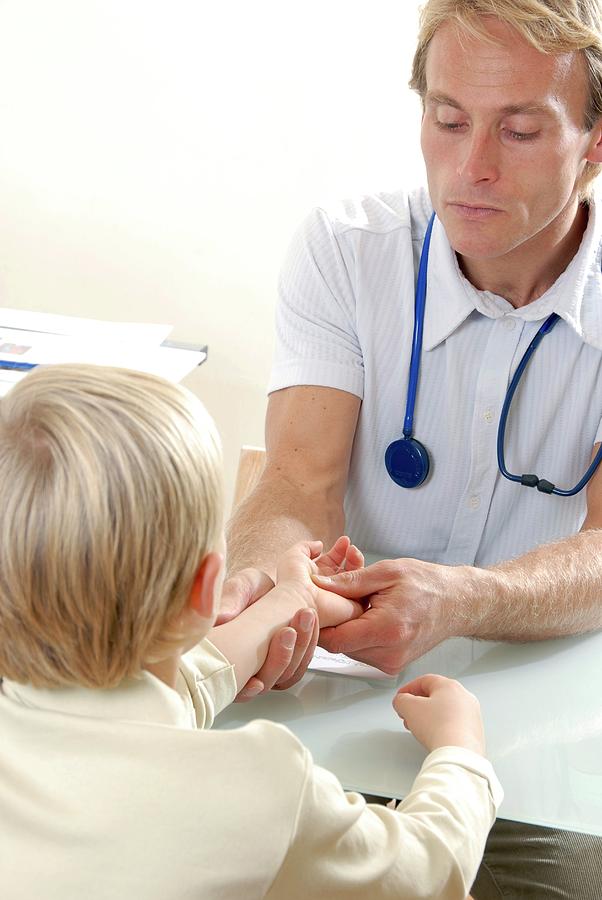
[420,17,601,262]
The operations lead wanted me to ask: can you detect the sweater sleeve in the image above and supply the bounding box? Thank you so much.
[267,744,502,900]
[178,638,237,728]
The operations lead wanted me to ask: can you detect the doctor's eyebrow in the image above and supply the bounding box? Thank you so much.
[424,92,555,116]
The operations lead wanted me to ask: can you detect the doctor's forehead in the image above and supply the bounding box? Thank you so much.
[424,17,589,116]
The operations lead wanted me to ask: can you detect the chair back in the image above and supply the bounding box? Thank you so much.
[232,445,266,511]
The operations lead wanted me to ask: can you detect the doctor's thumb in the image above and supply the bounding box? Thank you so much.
[312,559,402,597]
[311,567,375,598]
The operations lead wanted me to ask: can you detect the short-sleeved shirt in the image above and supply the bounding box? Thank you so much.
[269,187,602,565]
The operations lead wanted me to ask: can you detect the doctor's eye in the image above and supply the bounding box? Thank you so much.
[504,128,539,142]
[435,120,467,132]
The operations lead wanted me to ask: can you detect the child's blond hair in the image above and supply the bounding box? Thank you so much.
[0,364,223,689]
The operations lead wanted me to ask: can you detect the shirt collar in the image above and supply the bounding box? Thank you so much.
[1,668,196,729]
[422,195,602,352]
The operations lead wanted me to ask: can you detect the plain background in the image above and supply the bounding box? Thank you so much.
[0,0,425,510]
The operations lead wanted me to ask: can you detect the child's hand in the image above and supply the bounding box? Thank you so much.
[314,535,364,577]
[276,539,364,628]
[393,674,486,757]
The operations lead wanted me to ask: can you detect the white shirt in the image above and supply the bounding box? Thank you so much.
[0,639,502,900]
[269,187,602,564]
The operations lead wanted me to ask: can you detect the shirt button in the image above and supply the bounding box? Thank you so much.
[469,494,481,510]
[483,407,494,423]
[502,317,516,331]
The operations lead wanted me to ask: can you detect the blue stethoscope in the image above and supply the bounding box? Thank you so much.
[385,212,602,496]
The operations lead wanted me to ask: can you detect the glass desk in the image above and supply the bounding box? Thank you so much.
[215,630,602,836]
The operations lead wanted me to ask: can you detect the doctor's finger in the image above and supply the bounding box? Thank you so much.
[275,609,319,690]
[312,559,404,598]
[318,616,387,656]
[217,568,275,624]
[236,626,296,700]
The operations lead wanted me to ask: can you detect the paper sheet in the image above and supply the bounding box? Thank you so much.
[0,311,206,390]
[309,646,395,680]
[0,308,172,345]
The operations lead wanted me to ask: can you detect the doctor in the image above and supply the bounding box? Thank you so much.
[225,1,602,897]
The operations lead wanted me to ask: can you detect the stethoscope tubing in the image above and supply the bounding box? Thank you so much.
[404,211,436,439]
[389,211,602,496]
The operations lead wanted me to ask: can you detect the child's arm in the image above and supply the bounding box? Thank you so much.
[209,540,362,691]
[265,673,501,899]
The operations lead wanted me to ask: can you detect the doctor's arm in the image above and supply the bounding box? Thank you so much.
[226,384,360,583]
[221,384,360,693]
[318,444,602,674]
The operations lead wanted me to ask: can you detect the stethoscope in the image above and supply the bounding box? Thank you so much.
[385,212,602,496]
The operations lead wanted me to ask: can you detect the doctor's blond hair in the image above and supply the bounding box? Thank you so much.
[0,364,223,689]
[410,0,602,197]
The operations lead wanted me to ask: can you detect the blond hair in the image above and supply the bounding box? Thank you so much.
[0,364,223,689]
[410,0,602,197]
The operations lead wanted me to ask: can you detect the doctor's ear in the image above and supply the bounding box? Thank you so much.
[585,119,602,164]
[187,552,224,623]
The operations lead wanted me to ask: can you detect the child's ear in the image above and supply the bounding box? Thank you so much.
[188,552,224,622]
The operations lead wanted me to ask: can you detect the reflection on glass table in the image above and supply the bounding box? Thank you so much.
[215,629,602,836]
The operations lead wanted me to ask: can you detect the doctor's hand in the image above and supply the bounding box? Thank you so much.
[314,558,470,675]
[257,536,364,693]
[217,567,275,624]
[221,538,364,700]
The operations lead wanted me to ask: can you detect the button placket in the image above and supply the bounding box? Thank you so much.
[445,316,525,564]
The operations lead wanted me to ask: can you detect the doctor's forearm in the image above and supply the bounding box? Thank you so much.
[464,530,602,640]
[226,474,344,579]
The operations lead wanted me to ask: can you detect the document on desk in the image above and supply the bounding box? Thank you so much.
[0,308,173,344]
[309,647,395,680]
[0,308,206,396]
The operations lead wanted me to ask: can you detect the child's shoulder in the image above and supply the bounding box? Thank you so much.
[212,717,311,780]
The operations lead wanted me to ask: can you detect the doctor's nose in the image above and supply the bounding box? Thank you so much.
[456,130,500,184]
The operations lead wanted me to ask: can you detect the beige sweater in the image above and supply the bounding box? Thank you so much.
[0,639,502,899]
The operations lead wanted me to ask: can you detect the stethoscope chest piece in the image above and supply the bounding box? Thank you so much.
[385,437,430,488]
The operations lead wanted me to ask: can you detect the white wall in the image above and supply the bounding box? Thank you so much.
[0,0,425,510]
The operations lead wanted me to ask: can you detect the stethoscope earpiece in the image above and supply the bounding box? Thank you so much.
[384,437,430,488]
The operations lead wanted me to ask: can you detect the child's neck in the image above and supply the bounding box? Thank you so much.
[145,656,181,689]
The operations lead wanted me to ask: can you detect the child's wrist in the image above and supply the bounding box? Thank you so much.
[251,582,312,627]
[272,579,316,612]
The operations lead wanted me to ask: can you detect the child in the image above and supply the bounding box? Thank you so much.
[0,364,502,899]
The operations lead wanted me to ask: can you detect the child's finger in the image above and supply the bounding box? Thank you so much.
[344,544,365,571]
[317,536,350,571]
[396,673,445,698]
[305,540,324,560]
[392,690,427,718]
[316,589,364,627]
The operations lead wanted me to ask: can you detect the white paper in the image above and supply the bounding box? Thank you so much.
[309,646,395,680]
[0,308,172,345]
[0,318,206,389]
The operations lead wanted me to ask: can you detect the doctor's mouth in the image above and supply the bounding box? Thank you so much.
[447,202,505,220]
